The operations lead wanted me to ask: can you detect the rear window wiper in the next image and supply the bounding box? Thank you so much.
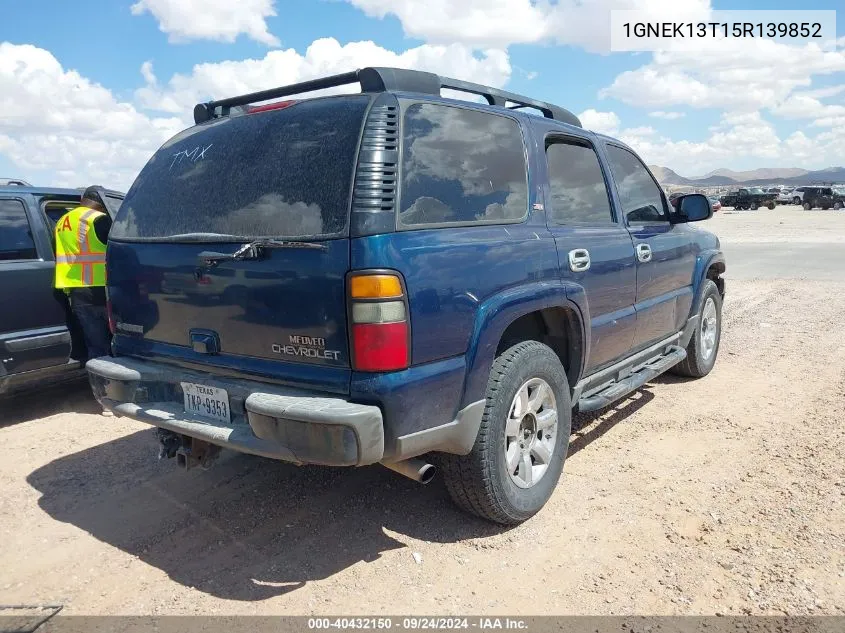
[198,238,327,266]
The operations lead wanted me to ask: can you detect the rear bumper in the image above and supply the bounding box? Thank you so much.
[86,356,384,466]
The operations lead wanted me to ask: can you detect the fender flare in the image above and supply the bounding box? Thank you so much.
[460,281,588,408]
[690,250,726,316]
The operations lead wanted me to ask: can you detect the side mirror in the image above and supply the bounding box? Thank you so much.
[673,193,713,223]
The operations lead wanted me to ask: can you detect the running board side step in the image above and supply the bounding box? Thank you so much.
[576,345,687,413]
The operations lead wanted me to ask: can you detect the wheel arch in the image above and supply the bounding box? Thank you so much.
[692,250,726,314]
[460,282,587,409]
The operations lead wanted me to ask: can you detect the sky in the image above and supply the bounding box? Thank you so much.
[1,0,844,191]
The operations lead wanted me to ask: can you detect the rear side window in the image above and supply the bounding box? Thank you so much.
[41,199,80,227]
[0,199,37,261]
[605,145,668,224]
[546,140,614,224]
[399,103,527,227]
[112,96,369,241]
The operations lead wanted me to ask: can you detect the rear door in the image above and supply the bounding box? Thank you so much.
[0,196,72,376]
[603,144,696,351]
[543,135,638,374]
[107,96,371,393]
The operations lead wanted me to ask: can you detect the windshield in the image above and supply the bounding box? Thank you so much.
[111,96,369,242]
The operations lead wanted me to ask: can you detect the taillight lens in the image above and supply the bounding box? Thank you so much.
[349,273,409,372]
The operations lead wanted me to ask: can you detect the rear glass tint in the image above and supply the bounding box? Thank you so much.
[112,96,369,241]
[399,103,527,227]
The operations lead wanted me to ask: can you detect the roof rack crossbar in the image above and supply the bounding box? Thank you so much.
[193,67,582,128]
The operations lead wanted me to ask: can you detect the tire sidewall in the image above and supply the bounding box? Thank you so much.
[693,281,722,374]
[485,346,571,520]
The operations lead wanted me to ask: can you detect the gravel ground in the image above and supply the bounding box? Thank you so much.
[0,206,843,615]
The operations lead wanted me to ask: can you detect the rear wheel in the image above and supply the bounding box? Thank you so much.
[440,341,571,525]
[803,202,812,210]
[670,279,722,378]
[750,202,759,210]
[767,202,775,210]
[834,202,843,210]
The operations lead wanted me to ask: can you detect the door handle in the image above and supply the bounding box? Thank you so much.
[568,248,591,272]
[636,243,652,263]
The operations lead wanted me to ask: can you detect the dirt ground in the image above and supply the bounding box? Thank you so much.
[1,206,843,616]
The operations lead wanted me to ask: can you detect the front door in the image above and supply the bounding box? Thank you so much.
[603,145,695,351]
[0,196,72,376]
[543,136,638,374]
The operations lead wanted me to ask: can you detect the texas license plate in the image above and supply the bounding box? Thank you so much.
[181,382,230,423]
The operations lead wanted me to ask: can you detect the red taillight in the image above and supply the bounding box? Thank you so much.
[349,273,409,372]
[247,100,297,114]
[106,298,116,335]
[352,322,409,371]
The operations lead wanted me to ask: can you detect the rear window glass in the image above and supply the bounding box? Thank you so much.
[399,103,527,227]
[111,96,369,241]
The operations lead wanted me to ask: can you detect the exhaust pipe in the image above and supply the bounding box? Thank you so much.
[383,458,437,484]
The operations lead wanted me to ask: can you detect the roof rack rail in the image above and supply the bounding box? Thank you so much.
[193,66,581,128]
[0,178,33,187]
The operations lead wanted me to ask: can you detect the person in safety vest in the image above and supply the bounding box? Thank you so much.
[54,186,113,364]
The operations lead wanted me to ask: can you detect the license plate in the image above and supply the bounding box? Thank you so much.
[181,382,230,423]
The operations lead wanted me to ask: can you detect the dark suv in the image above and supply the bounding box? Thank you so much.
[0,184,123,395]
[797,186,842,210]
[87,68,725,524]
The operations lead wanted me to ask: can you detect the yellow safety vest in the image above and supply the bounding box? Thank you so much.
[54,206,107,289]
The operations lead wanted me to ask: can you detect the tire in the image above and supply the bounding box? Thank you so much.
[834,202,843,210]
[440,341,571,525]
[670,279,722,379]
[803,202,812,210]
[750,202,759,211]
[767,202,775,210]
[793,197,801,205]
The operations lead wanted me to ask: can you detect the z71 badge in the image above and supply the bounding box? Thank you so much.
[272,335,341,361]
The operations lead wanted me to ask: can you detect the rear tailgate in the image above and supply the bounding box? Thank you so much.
[107,96,371,393]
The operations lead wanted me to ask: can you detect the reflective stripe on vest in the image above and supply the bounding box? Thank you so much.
[54,207,107,289]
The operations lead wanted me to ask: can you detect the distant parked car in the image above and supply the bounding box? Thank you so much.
[791,187,808,205]
[707,196,722,213]
[776,189,794,204]
[719,187,776,210]
[832,187,845,209]
[800,187,838,210]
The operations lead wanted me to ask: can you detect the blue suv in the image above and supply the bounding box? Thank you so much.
[0,183,123,395]
[87,68,725,524]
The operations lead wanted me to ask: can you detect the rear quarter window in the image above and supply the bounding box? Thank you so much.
[112,96,370,241]
[399,103,527,227]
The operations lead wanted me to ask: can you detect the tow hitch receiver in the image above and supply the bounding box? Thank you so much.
[157,429,221,470]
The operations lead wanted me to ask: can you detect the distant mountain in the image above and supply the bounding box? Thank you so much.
[702,167,809,181]
[689,175,738,186]
[648,165,692,185]
[650,165,845,186]
[770,167,845,186]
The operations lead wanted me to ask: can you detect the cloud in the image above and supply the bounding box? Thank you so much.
[345,0,711,53]
[618,109,845,175]
[601,38,845,112]
[136,38,511,114]
[649,110,685,120]
[0,42,183,190]
[771,92,845,124]
[577,109,620,135]
[130,0,280,46]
